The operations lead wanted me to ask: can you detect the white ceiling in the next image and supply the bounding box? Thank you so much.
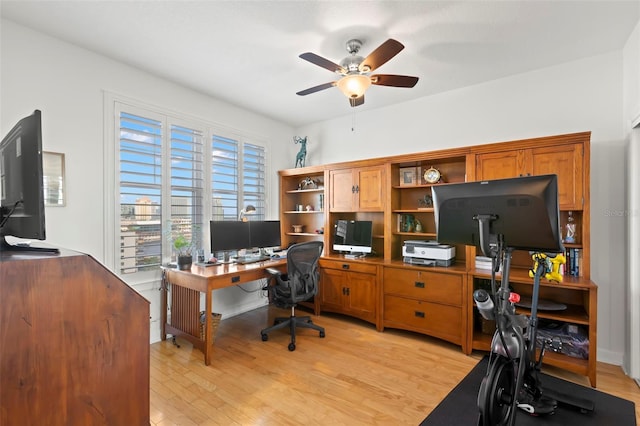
[2,1,639,127]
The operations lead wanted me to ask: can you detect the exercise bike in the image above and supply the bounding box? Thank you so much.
[474,233,594,426]
[430,175,595,426]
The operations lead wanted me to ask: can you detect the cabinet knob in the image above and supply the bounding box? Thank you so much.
[414,311,425,318]
[415,281,425,288]
[351,185,356,193]
[355,185,359,193]
[342,264,350,270]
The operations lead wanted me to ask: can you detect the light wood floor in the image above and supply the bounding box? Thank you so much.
[150,305,640,425]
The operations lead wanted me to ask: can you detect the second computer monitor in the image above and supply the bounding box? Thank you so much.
[249,220,281,249]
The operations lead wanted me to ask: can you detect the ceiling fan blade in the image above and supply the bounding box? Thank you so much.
[296,82,336,96]
[349,95,364,107]
[299,52,346,74]
[359,39,404,73]
[371,74,419,88]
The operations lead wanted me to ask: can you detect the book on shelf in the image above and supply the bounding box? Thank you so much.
[397,213,416,232]
[475,256,501,272]
[565,248,581,276]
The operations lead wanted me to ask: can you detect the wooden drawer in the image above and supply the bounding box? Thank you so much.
[320,258,377,275]
[383,268,462,306]
[384,295,462,344]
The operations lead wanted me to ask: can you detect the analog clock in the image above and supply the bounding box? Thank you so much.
[424,167,441,184]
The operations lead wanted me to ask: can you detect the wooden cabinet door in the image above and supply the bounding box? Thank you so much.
[319,268,346,309]
[475,150,530,181]
[477,145,584,210]
[345,271,376,320]
[329,169,355,211]
[531,144,583,210]
[356,166,385,211]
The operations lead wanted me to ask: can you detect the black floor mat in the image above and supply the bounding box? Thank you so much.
[420,357,636,426]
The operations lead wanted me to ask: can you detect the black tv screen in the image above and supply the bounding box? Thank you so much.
[0,110,49,251]
[432,174,563,254]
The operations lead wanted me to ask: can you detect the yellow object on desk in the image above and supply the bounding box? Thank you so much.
[529,252,566,283]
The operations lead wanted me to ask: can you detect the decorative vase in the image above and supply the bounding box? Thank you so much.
[177,255,193,270]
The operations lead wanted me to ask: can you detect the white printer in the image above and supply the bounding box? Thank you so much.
[402,240,455,266]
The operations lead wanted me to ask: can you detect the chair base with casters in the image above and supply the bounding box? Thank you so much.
[260,305,325,351]
[259,241,325,351]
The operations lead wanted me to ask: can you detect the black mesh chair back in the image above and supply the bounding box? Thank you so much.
[261,241,325,351]
[271,240,323,307]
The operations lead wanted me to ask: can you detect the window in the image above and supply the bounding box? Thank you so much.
[113,101,267,277]
[211,136,266,221]
[119,112,163,274]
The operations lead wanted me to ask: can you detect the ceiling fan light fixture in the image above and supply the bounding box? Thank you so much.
[337,74,371,99]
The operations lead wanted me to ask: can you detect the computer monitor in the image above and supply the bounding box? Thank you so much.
[0,110,57,253]
[332,220,373,255]
[249,220,281,249]
[210,220,251,254]
[431,174,563,257]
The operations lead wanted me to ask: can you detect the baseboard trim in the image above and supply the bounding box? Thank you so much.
[597,347,624,366]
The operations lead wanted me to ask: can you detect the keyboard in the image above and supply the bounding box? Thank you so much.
[195,261,220,267]
[235,255,271,265]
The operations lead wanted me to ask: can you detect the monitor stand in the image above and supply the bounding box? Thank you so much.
[218,251,234,264]
[0,236,60,254]
[344,252,366,259]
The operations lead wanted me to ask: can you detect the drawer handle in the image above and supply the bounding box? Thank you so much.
[414,281,425,288]
[415,311,425,318]
[342,264,350,270]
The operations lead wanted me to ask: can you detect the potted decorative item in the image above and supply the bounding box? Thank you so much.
[166,222,201,270]
[173,234,194,270]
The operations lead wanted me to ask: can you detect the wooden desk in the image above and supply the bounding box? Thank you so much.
[161,259,286,365]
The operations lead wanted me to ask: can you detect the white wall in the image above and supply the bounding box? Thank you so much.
[297,51,629,365]
[1,20,295,342]
[623,19,640,380]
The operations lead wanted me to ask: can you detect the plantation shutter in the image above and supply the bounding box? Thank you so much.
[242,142,266,219]
[211,135,239,221]
[118,112,163,274]
[170,124,204,256]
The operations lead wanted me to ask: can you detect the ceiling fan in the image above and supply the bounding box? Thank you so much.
[296,38,419,107]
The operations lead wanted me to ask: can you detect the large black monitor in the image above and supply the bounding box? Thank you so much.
[431,174,563,256]
[0,110,57,253]
[210,220,251,254]
[249,220,281,249]
[332,220,373,255]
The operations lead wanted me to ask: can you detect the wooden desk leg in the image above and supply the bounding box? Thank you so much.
[160,270,168,341]
[204,289,213,365]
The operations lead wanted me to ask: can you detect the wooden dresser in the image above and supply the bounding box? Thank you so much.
[0,248,150,425]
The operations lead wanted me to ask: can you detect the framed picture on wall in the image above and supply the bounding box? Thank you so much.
[43,151,65,206]
[399,167,417,186]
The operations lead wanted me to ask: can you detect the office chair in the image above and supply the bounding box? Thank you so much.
[260,241,325,351]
